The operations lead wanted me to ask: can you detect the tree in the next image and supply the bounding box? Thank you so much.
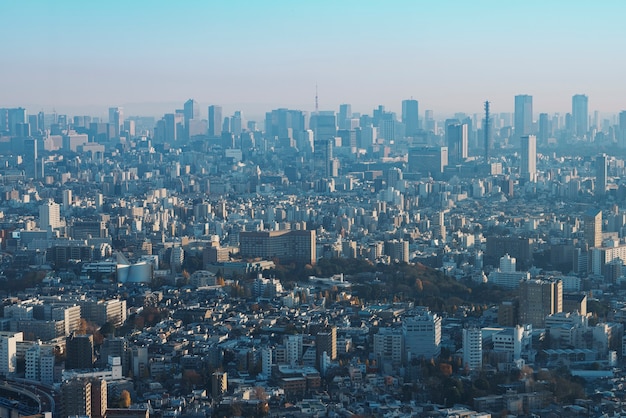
[118,390,131,408]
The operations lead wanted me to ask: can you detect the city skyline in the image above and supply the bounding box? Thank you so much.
[2,1,626,118]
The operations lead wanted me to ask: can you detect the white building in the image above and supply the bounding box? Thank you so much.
[25,340,56,384]
[403,307,441,361]
[488,254,530,289]
[0,331,24,375]
[39,199,62,230]
[373,327,404,366]
[285,335,303,367]
[462,328,482,371]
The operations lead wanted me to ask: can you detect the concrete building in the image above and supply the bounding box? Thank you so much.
[239,229,316,265]
[0,331,23,375]
[403,307,441,361]
[519,278,562,328]
[462,327,483,371]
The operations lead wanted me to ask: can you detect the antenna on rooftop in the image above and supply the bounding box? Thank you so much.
[484,101,490,162]
[315,84,319,114]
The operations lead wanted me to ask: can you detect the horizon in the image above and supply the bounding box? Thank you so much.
[2,1,626,119]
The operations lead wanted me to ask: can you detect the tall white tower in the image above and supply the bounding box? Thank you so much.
[462,328,482,371]
[39,199,61,230]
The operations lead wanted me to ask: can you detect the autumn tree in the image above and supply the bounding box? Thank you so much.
[118,390,131,408]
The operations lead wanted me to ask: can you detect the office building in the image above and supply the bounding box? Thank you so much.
[39,199,61,230]
[338,103,352,130]
[462,328,482,371]
[66,333,94,369]
[373,328,404,366]
[538,113,549,145]
[485,236,533,270]
[572,94,588,137]
[403,307,441,360]
[316,326,337,367]
[408,146,448,177]
[108,107,123,138]
[446,122,468,164]
[596,153,607,196]
[584,208,602,248]
[61,377,105,418]
[520,135,537,182]
[384,239,409,263]
[402,99,419,136]
[311,111,336,141]
[62,378,91,417]
[519,278,563,328]
[239,229,316,265]
[514,95,533,140]
[314,138,333,178]
[208,105,222,137]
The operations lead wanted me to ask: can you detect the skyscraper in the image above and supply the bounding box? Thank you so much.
[572,94,588,137]
[619,110,626,148]
[446,122,468,164]
[338,104,351,130]
[538,113,549,145]
[208,105,222,138]
[183,99,199,139]
[519,278,562,328]
[402,99,419,137]
[514,95,533,140]
[596,153,607,196]
[108,107,123,138]
[584,208,602,248]
[520,135,537,182]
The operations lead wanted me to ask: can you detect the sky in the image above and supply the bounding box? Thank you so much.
[1,0,626,120]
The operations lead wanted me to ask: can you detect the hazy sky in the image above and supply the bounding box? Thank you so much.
[2,0,626,119]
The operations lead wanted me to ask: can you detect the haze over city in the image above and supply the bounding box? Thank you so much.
[2,1,626,118]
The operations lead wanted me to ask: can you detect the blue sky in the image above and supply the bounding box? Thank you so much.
[1,1,626,119]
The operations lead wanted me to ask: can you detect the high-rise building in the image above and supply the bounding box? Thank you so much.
[311,111,336,142]
[183,99,199,139]
[402,99,419,137]
[384,239,409,263]
[39,199,61,230]
[208,105,222,137]
[62,378,92,418]
[572,94,588,137]
[514,95,533,140]
[338,104,352,130]
[596,153,607,196]
[108,107,123,138]
[65,333,94,369]
[519,278,562,328]
[462,328,482,371]
[0,331,23,375]
[403,307,441,360]
[314,138,333,178]
[538,113,549,145]
[584,208,602,248]
[520,135,537,182]
[408,147,448,177]
[446,122,468,164]
[373,328,404,366]
[212,372,228,399]
[316,326,337,367]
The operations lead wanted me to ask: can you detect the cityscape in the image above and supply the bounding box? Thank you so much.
[0,92,625,418]
[4,1,626,418]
